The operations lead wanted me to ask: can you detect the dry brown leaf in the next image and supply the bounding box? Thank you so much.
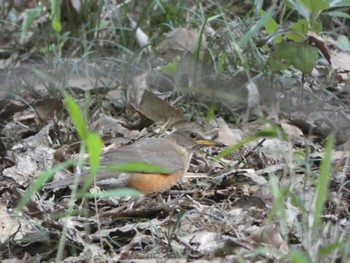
[308,32,350,72]
[0,202,20,243]
[31,98,62,123]
[251,223,288,252]
[127,73,186,126]
[329,50,350,71]
[3,124,55,186]
[92,114,138,139]
[156,27,207,61]
[178,231,219,254]
[280,122,304,145]
[216,117,243,145]
[0,100,28,121]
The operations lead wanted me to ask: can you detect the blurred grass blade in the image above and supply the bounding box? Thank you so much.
[194,17,207,60]
[327,0,350,7]
[21,7,43,43]
[206,103,216,125]
[312,133,334,229]
[269,172,287,221]
[217,124,286,159]
[287,248,312,263]
[16,161,73,211]
[86,132,103,171]
[217,136,255,159]
[318,242,343,257]
[51,0,62,32]
[285,0,311,19]
[254,125,287,139]
[217,51,226,75]
[78,162,172,195]
[324,11,350,19]
[106,162,172,174]
[239,7,273,47]
[64,94,88,141]
[81,188,143,199]
[81,132,103,193]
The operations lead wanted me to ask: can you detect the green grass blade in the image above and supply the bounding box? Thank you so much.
[80,132,103,193]
[64,94,88,141]
[217,124,286,159]
[21,8,43,43]
[269,172,287,221]
[238,8,273,47]
[105,162,172,174]
[50,0,62,32]
[16,161,73,211]
[312,133,334,229]
[81,188,143,199]
[216,136,256,159]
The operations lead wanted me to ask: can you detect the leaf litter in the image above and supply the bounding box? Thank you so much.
[0,2,350,263]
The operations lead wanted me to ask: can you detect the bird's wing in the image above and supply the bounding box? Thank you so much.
[45,138,187,190]
[101,138,186,174]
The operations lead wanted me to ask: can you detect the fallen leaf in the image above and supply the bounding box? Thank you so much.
[251,223,288,252]
[127,73,186,126]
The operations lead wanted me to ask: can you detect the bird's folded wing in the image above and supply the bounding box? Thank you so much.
[45,138,186,189]
[101,138,185,174]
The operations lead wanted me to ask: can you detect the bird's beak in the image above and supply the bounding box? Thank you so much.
[195,139,226,147]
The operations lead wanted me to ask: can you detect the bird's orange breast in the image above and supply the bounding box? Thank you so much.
[127,171,183,194]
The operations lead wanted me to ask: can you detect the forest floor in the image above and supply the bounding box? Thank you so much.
[0,1,349,262]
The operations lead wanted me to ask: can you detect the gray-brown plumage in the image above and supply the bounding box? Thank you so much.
[45,129,222,194]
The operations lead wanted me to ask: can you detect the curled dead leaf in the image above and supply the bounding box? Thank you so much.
[251,223,288,252]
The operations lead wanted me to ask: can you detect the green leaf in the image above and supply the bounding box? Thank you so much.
[310,20,322,32]
[52,20,62,33]
[260,10,283,43]
[287,19,309,42]
[16,161,73,211]
[312,133,334,229]
[160,56,181,77]
[269,42,319,73]
[50,0,62,32]
[302,0,329,12]
[64,94,88,141]
[262,11,279,33]
[287,19,321,42]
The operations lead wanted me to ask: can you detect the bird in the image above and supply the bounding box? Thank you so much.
[45,129,223,194]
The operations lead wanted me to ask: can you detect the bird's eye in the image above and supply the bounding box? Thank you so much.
[190,132,197,138]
